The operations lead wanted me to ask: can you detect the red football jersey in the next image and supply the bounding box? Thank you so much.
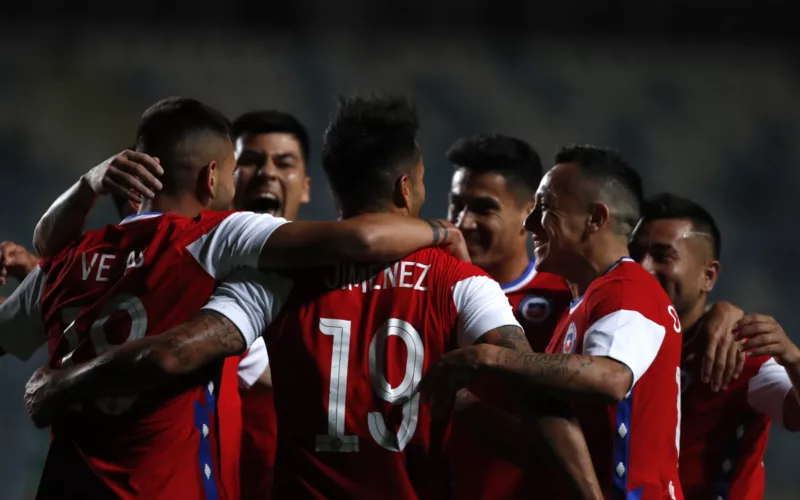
[450,260,572,500]
[237,338,278,500]
[0,210,287,500]
[679,331,793,500]
[544,257,684,500]
[261,248,520,500]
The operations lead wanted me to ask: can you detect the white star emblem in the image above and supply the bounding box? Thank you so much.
[204,464,211,479]
[208,381,215,395]
[617,423,628,439]
[616,462,625,477]
[202,424,209,438]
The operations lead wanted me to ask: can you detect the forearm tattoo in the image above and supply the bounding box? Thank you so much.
[425,219,449,246]
[151,311,245,372]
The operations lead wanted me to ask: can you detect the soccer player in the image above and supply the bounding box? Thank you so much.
[1,96,467,500]
[445,133,572,498]
[423,145,685,499]
[47,95,601,500]
[230,110,313,500]
[629,193,800,500]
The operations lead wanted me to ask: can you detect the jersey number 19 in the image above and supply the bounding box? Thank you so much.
[315,317,425,453]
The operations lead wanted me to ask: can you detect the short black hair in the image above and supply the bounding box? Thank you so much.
[232,110,310,161]
[446,133,543,202]
[555,144,643,236]
[322,94,420,214]
[135,97,232,195]
[641,193,721,259]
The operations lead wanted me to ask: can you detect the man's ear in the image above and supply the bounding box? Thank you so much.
[702,260,721,293]
[197,161,217,205]
[588,202,612,233]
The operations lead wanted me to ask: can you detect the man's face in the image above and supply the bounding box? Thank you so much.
[448,168,531,271]
[209,139,238,211]
[233,132,310,220]
[630,218,716,315]
[524,163,590,276]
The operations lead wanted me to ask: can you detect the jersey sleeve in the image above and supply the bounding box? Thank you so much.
[0,266,48,360]
[186,211,289,279]
[200,267,295,348]
[581,281,667,386]
[452,273,521,348]
[237,337,269,390]
[747,358,794,427]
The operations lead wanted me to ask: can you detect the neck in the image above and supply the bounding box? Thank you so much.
[485,247,531,286]
[679,297,709,347]
[566,236,630,299]
[138,195,205,219]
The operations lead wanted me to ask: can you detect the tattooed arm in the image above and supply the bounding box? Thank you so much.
[24,311,244,428]
[257,216,469,269]
[449,326,602,500]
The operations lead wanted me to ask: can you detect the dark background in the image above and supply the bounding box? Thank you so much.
[1,2,798,497]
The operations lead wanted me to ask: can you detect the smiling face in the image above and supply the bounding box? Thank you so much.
[629,218,720,315]
[447,168,532,271]
[523,163,592,277]
[233,132,310,220]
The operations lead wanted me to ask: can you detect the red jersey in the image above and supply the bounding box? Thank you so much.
[0,210,288,500]
[450,260,572,500]
[237,339,277,500]
[544,257,683,500]
[679,329,793,500]
[258,248,519,500]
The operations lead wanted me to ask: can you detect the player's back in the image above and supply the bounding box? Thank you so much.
[38,211,244,500]
[267,248,496,500]
[546,259,684,500]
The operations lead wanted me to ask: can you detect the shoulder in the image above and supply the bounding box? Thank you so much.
[527,271,570,293]
[586,261,670,316]
[410,248,490,282]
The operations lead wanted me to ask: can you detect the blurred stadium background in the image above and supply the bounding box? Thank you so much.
[1,2,798,498]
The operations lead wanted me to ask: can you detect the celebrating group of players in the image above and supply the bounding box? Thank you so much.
[0,94,798,500]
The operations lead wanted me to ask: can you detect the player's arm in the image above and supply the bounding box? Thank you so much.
[256,216,467,269]
[735,314,800,431]
[425,275,602,499]
[32,151,162,257]
[0,266,48,361]
[424,303,669,404]
[24,268,271,428]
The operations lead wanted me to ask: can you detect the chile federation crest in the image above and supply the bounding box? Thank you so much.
[562,322,577,353]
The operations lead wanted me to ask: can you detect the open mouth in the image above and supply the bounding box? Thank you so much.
[243,192,283,216]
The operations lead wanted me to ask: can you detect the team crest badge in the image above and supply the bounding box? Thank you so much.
[562,322,577,353]
[518,295,551,324]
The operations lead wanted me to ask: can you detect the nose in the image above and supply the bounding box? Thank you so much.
[524,207,542,234]
[455,209,477,230]
[255,159,278,180]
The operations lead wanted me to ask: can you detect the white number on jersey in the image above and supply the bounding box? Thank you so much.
[59,295,148,415]
[316,317,425,453]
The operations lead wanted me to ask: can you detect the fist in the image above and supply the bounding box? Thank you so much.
[25,365,61,429]
[0,241,40,285]
[83,150,163,204]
